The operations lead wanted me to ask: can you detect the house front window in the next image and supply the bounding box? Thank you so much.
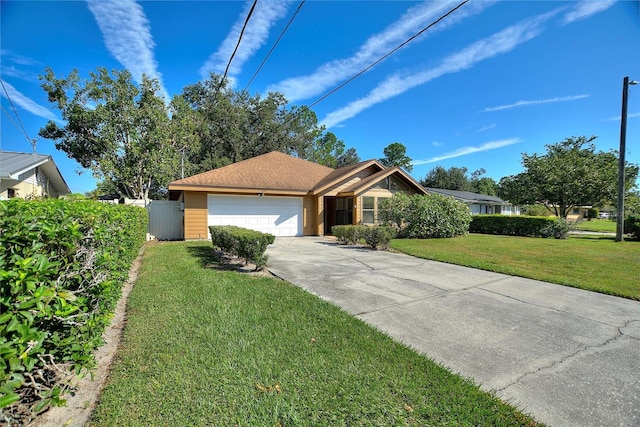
[336,197,353,225]
[373,176,410,193]
[7,188,15,199]
[362,196,375,224]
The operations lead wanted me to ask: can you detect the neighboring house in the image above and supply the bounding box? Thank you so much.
[425,188,520,215]
[566,206,591,222]
[168,151,427,238]
[0,151,71,200]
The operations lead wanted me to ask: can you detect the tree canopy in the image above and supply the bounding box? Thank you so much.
[379,142,413,172]
[39,67,179,200]
[420,166,498,196]
[40,69,361,198]
[498,136,639,218]
[303,132,360,168]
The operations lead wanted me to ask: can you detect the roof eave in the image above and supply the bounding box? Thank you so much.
[7,157,50,179]
[168,183,309,196]
[310,159,385,195]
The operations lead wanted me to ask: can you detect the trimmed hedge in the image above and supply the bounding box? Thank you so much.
[209,226,275,269]
[624,215,640,240]
[331,225,396,250]
[469,215,569,239]
[0,199,147,422]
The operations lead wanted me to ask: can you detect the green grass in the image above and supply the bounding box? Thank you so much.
[391,234,639,300]
[572,219,617,233]
[89,241,540,427]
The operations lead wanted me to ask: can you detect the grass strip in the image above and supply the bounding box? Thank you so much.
[571,220,617,233]
[391,234,639,300]
[89,241,540,427]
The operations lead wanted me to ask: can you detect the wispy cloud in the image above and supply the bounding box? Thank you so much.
[563,0,615,24]
[0,50,39,66]
[483,94,589,112]
[607,111,640,121]
[321,9,559,129]
[477,123,497,132]
[0,65,38,82]
[268,0,494,103]
[0,80,62,124]
[200,0,290,82]
[86,0,169,101]
[0,50,40,81]
[413,138,521,165]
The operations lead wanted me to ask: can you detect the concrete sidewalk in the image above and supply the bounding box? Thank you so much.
[266,237,640,427]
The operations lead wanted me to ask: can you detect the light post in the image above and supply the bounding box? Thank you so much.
[616,76,638,242]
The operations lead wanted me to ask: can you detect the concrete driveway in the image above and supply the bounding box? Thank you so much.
[266,237,640,427]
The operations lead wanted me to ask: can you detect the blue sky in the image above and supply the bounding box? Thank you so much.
[1,0,639,194]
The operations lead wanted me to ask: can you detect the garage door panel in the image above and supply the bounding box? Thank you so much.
[208,195,302,237]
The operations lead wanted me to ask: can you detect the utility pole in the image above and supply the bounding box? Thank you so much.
[616,76,638,242]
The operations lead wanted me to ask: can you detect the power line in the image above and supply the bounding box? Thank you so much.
[1,104,28,139]
[308,0,469,109]
[0,78,34,144]
[243,0,306,92]
[216,0,258,93]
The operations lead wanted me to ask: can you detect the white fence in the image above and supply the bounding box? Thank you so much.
[121,198,183,240]
[146,200,183,240]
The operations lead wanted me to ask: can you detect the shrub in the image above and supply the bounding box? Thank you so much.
[469,215,568,239]
[331,225,366,245]
[624,215,640,240]
[378,193,471,239]
[363,226,396,250]
[540,218,570,239]
[521,204,554,217]
[331,225,395,250]
[587,207,599,220]
[0,199,147,422]
[209,226,275,269]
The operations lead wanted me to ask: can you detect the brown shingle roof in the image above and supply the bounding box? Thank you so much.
[169,151,334,193]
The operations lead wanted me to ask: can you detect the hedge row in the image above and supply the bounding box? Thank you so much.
[0,199,147,423]
[209,226,275,269]
[469,215,569,239]
[331,225,396,250]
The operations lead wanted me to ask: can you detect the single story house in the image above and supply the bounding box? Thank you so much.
[0,150,71,200]
[564,206,591,222]
[168,151,427,238]
[425,188,520,215]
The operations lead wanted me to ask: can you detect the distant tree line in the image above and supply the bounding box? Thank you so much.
[40,67,638,216]
[419,166,498,196]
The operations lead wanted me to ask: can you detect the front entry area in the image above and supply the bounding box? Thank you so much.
[324,196,353,234]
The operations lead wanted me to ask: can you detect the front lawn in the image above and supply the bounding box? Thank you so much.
[89,241,540,426]
[391,234,639,300]
[572,219,617,233]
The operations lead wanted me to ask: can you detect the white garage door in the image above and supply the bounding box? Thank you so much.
[208,195,303,237]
